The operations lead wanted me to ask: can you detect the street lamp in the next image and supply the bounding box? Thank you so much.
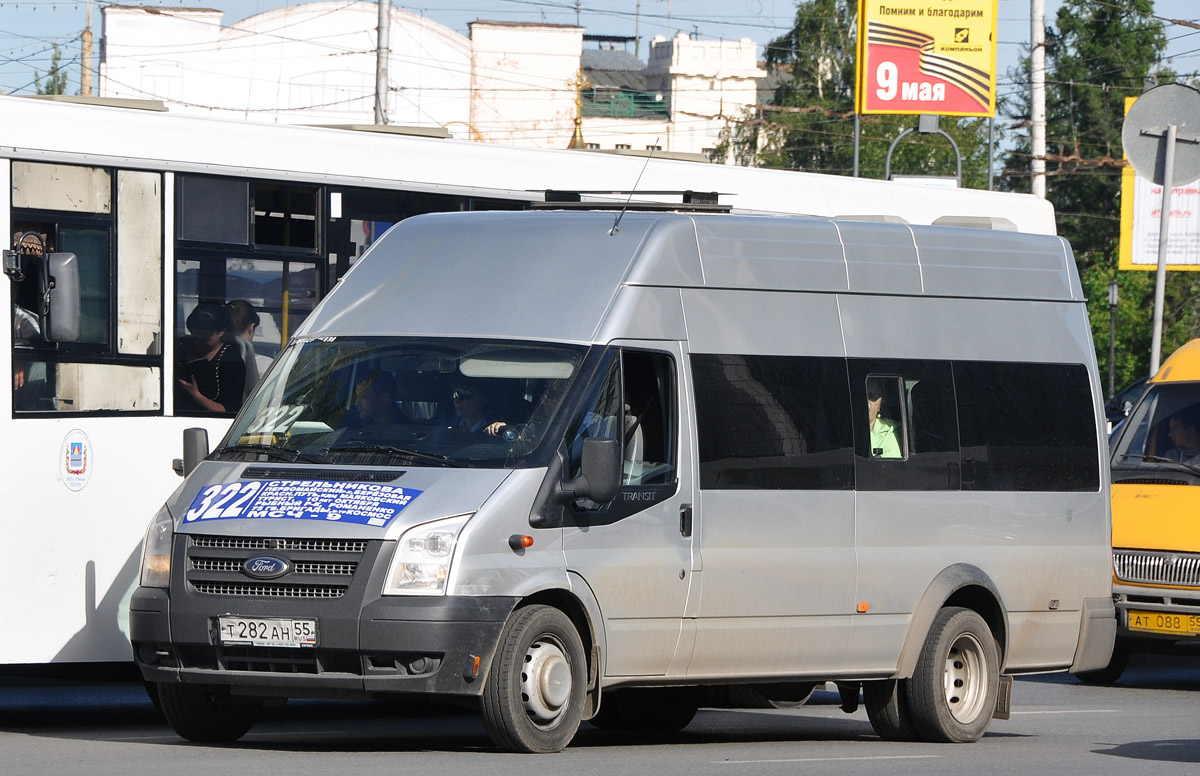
[1108,279,1119,399]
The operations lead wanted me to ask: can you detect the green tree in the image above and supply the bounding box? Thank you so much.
[35,43,70,95]
[1003,1,1199,390]
[718,0,996,188]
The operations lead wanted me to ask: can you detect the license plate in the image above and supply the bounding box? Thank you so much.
[217,616,317,648]
[1126,609,1200,637]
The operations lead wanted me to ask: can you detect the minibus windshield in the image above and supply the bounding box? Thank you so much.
[1111,382,1200,478]
[217,337,587,469]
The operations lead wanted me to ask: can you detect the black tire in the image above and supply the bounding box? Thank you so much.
[905,607,999,743]
[620,687,701,733]
[481,605,587,753]
[143,681,164,716]
[587,687,700,733]
[157,683,260,743]
[1073,640,1130,685]
[587,691,627,730]
[863,679,920,742]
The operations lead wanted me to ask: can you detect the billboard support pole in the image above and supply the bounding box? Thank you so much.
[853,114,861,177]
[988,116,995,190]
[1149,123,1177,375]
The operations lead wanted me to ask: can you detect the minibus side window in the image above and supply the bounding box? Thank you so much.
[955,361,1098,491]
[692,354,853,490]
[620,350,676,487]
[566,349,677,508]
[566,358,622,490]
[849,359,958,491]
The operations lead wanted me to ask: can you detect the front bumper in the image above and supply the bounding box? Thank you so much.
[130,534,518,699]
[1112,582,1200,645]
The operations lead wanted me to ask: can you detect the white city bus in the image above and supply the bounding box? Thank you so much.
[1,94,1056,667]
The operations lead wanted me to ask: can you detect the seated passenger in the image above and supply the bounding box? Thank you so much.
[1164,407,1200,463]
[342,371,404,428]
[867,379,902,459]
[176,304,246,415]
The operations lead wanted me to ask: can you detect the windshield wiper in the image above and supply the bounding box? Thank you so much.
[1120,453,1200,477]
[322,444,465,468]
[217,443,324,464]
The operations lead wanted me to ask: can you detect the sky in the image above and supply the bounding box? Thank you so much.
[1,0,1199,102]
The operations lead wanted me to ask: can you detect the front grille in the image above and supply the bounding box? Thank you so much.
[190,536,366,553]
[192,582,345,598]
[1114,549,1200,588]
[191,558,356,576]
[185,534,370,599]
[176,645,362,675]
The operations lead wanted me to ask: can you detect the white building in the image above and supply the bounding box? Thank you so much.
[99,3,765,156]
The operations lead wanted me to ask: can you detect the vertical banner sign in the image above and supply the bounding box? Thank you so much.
[1120,95,1200,272]
[856,0,998,117]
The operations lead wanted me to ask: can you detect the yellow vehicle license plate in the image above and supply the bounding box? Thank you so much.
[1127,610,1200,637]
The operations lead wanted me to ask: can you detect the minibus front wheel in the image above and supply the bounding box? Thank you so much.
[905,606,999,742]
[156,683,261,743]
[481,604,587,753]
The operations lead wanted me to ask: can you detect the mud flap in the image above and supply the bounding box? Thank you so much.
[993,674,1012,720]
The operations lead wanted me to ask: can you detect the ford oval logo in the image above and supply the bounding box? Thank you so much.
[243,556,290,579]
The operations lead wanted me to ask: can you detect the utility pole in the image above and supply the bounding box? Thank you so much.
[1031,0,1046,198]
[635,0,641,59]
[81,0,93,96]
[375,0,390,125]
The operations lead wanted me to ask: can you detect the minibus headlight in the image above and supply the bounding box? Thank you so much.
[139,507,175,588]
[384,514,471,596]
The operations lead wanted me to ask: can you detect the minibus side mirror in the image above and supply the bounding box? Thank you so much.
[173,427,210,477]
[557,437,621,505]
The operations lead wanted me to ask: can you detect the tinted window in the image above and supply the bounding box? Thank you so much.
[850,359,959,491]
[179,177,249,244]
[954,361,1098,491]
[692,354,853,489]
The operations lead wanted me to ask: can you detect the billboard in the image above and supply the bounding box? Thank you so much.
[856,0,998,117]
[1119,95,1200,271]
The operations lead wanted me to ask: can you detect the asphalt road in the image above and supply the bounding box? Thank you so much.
[2,653,1197,776]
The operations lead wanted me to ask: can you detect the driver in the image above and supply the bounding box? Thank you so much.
[450,377,506,435]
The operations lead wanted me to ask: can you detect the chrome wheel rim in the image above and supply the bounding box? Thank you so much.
[943,632,988,724]
[520,637,572,727]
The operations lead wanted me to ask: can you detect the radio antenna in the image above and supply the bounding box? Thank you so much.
[609,140,659,236]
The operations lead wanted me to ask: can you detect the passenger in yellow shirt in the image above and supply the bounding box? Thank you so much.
[867,380,902,459]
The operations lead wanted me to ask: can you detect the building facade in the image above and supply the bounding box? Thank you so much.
[99,2,764,156]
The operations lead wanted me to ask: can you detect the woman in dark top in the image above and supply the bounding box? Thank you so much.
[176,303,246,414]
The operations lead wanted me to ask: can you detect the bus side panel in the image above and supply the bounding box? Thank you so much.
[843,294,1109,673]
[851,490,1111,673]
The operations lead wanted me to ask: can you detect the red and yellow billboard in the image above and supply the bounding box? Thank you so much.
[856,0,998,117]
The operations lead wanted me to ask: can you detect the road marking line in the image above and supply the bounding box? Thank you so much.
[1010,709,1120,715]
[716,755,941,764]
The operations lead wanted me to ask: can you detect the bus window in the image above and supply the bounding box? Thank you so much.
[10,163,163,414]
[175,257,318,367]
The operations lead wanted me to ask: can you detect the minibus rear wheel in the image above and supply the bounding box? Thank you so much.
[481,604,586,753]
[156,683,261,742]
[905,606,999,743]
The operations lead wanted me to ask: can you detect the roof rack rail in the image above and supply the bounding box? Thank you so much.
[534,189,730,213]
[22,95,167,112]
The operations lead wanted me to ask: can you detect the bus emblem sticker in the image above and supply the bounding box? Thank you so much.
[60,429,92,492]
